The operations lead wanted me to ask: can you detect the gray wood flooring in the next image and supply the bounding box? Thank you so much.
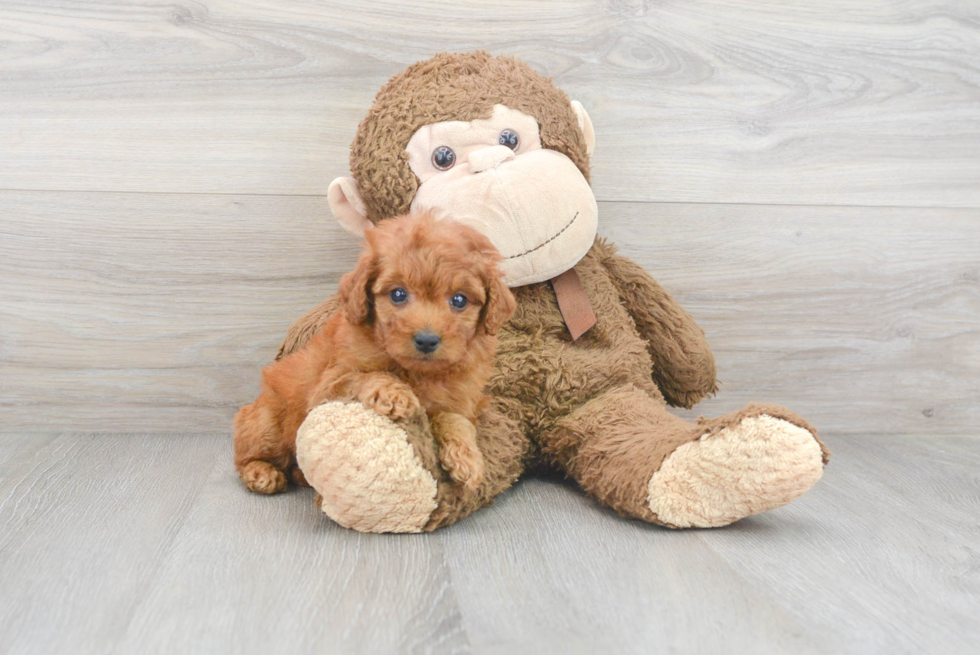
[0,432,977,655]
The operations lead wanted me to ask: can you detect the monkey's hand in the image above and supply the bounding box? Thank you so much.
[598,241,718,409]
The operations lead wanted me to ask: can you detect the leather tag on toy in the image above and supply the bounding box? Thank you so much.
[550,268,597,340]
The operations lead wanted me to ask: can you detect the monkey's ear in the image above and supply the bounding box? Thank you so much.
[570,100,595,157]
[328,177,373,237]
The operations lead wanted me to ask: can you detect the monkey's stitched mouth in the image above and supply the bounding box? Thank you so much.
[505,211,580,260]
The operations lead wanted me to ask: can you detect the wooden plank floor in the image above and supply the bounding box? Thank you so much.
[0,432,977,655]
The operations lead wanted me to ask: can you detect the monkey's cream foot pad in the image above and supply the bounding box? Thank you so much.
[647,415,825,528]
[296,402,438,533]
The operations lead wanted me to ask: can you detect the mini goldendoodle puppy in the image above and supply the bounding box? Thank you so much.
[234,211,516,495]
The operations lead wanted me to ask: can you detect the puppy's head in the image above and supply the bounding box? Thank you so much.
[338,211,516,372]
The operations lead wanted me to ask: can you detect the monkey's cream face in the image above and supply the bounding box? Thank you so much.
[405,105,598,287]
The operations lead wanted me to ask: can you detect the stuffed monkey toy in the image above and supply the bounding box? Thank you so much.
[235,52,830,532]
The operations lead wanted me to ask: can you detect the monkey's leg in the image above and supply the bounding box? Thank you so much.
[296,397,530,533]
[539,385,829,528]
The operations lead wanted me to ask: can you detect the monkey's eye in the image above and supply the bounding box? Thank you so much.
[498,129,520,151]
[431,146,456,171]
[389,288,409,304]
[450,293,468,310]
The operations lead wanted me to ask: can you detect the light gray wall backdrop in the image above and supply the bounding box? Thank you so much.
[1,0,978,435]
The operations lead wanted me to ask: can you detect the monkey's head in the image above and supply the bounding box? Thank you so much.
[328,51,598,287]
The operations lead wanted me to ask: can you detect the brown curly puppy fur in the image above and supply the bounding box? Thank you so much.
[234,212,516,494]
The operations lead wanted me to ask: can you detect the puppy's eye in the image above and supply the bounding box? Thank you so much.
[389,288,409,304]
[450,293,468,310]
[498,129,519,151]
[431,146,456,171]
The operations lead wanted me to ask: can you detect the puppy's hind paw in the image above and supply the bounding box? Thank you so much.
[240,460,287,495]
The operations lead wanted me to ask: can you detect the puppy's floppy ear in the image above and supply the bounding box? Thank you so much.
[458,226,516,337]
[338,236,378,325]
[480,265,517,337]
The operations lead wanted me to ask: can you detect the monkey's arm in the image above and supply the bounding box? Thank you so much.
[598,243,718,409]
[277,295,342,360]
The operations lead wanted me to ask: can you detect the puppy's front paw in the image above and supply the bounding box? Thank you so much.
[386,387,421,420]
[443,444,485,490]
[359,378,420,421]
[431,413,485,490]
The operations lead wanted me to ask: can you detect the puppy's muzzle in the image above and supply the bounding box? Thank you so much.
[413,330,441,354]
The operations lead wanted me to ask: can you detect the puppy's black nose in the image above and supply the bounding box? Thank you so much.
[413,331,441,354]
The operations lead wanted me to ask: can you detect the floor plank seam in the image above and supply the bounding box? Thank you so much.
[108,446,226,652]
[431,531,478,655]
[3,187,978,212]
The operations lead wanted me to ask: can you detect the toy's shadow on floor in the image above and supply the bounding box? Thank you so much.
[521,465,805,536]
[292,464,811,537]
